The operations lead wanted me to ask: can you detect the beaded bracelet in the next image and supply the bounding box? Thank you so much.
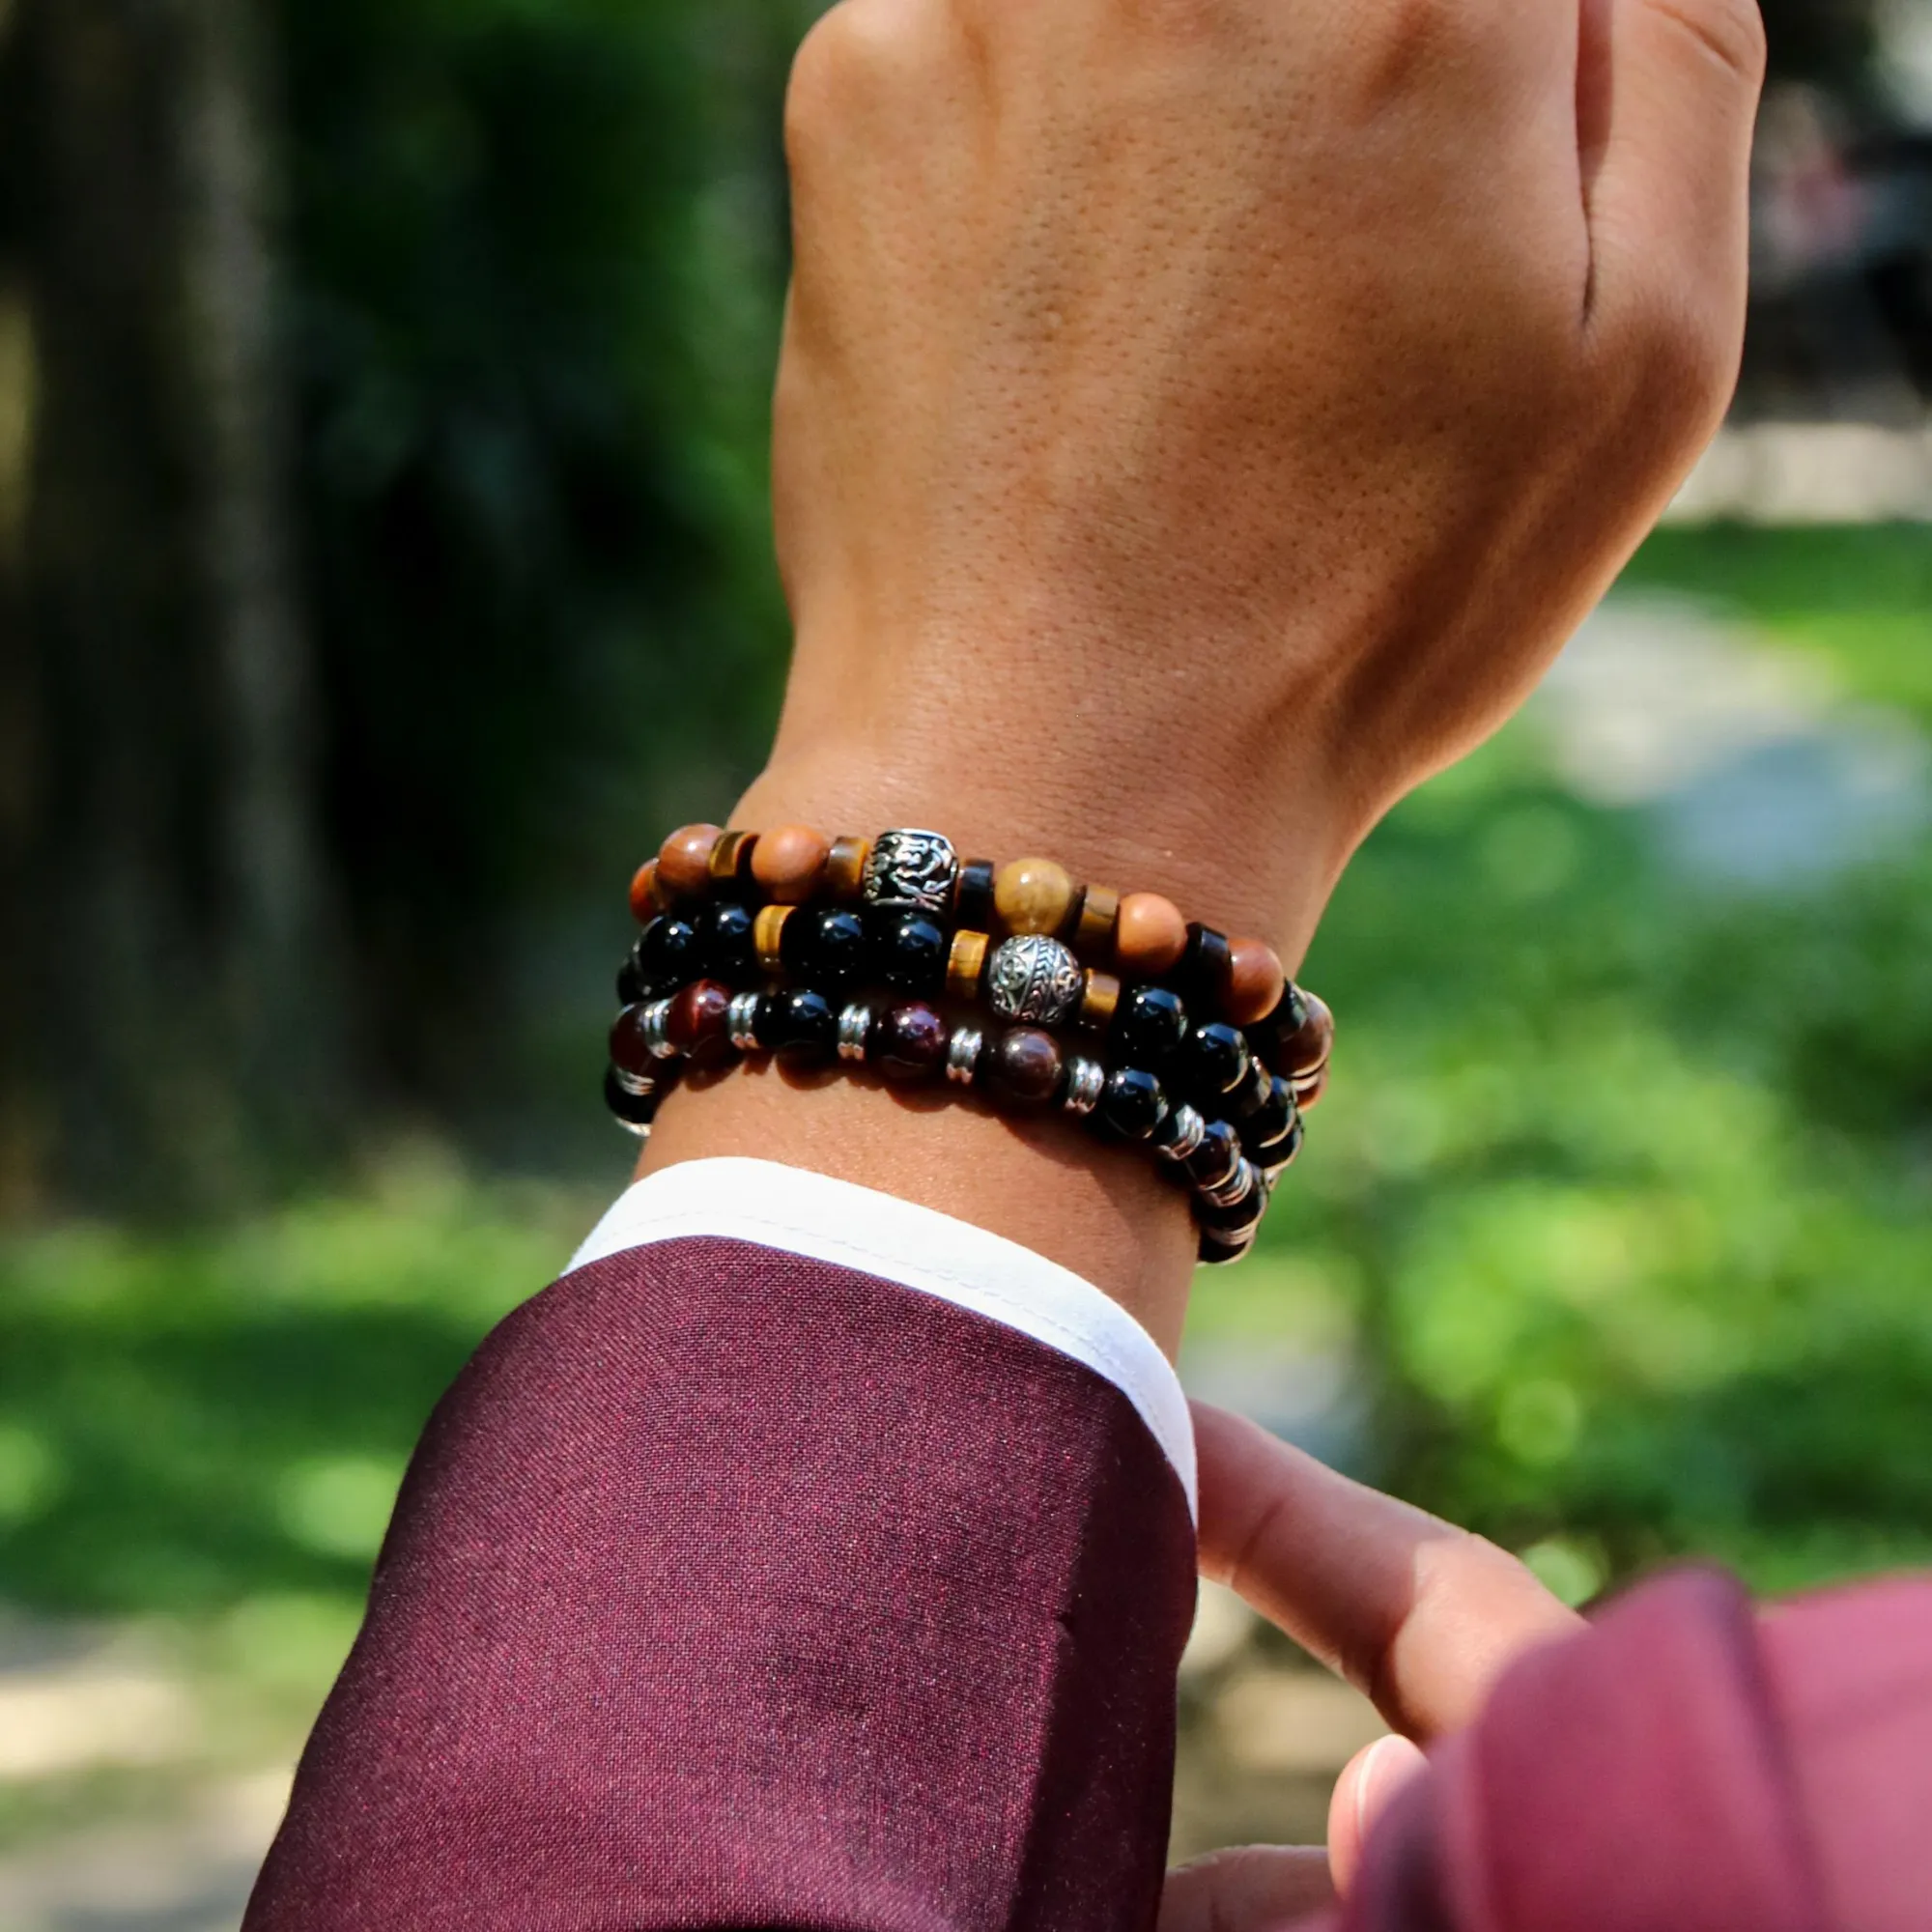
[607,976,1289,1265]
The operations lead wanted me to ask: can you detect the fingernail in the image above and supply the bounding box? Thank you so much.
[1354,1734,1427,1846]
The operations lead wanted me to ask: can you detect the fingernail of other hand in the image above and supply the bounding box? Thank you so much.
[1354,1734,1428,1846]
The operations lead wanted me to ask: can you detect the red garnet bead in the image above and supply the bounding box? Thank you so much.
[658,823,724,901]
[1281,990,1334,1077]
[1224,938,1288,1029]
[986,1028,1065,1111]
[874,1001,951,1083]
[667,980,734,1060]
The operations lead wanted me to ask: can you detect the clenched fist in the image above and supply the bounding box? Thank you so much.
[739,0,1765,958]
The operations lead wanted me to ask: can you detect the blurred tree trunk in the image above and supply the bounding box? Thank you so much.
[1,0,339,1217]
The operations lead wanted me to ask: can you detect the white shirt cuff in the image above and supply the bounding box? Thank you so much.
[567,1155,1197,1520]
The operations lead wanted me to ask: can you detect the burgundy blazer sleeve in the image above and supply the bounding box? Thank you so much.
[1332,1568,1932,1932]
[242,1235,1198,1930]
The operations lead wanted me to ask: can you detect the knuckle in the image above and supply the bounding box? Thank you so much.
[1643,0,1768,89]
[784,2,923,157]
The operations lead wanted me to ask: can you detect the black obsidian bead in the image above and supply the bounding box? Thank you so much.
[1111,985,1190,1070]
[1184,1119,1243,1191]
[1096,1066,1167,1142]
[1237,1076,1298,1159]
[1196,1173,1264,1236]
[1178,1022,1252,1103]
[874,1001,951,1082]
[604,1065,662,1129]
[1247,982,1312,1065]
[1176,923,1234,1016]
[638,915,705,990]
[1199,1225,1260,1267]
[783,907,869,991]
[1227,1057,1274,1121]
[873,910,950,996]
[760,987,838,1059]
[954,859,998,931]
[616,945,648,1008]
[1261,1114,1306,1174]
[700,902,757,983]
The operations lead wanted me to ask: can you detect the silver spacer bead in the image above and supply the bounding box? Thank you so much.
[1062,1056,1106,1118]
[863,829,960,915]
[838,1002,874,1064]
[727,992,764,1054]
[1202,1157,1260,1211]
[1155,1104,1208,1164]
[1199,1225,1259,1268]
[641,997,680,1061]
[611,1066,660,1100]
[947,1026,985,1087]
[612,1118,653,1144]
[988,935,1085,1027]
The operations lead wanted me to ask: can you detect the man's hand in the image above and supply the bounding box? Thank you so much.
[1161,1405,1582,1928]
[743,0,1766,958]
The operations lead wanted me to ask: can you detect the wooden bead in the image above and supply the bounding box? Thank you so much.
[753,904,794,977]
[824,835,872,902]
[1074,886,1121,961]
[752,823,832,904]
[994,858,1078,938]
[628,860,664,924]
[1282,991,1335,1077]
[1079,970,1122,1037]
[658,823,724,901]
[1225,938,1288,1028]
[986,1028,1065,1111]
[708,829,758,891]
[948,930,990,1003]
[1293,1063,1330,1111]
[1116,893,1188,976]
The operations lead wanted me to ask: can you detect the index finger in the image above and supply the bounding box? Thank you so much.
[1193,1402,1582,1741]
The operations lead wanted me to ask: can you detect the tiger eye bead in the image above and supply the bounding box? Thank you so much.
[948,930,990,1003]
[986,1028,1065,1111]
[1079,971,1122,1036]
[824,835,872,902]
[658,823,724,901]
[1225,939,1288,1029]
[708,830,758,892]
[751,823,832,904]
[1074,886,1122,961]
[753,905,794,977]
[668,980,734,1060]
[1116,894,1189,977]
[628,860,664,924]
[994,858,1079,939]
[874,1002,951,1083]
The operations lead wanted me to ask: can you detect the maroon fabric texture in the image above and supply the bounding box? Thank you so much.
[1337,1567,1932,1932]
[243,1236,1197,1931]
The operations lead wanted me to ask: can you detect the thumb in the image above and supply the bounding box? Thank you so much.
[1327,1733,1430,1895]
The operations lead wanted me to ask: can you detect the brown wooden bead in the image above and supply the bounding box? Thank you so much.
[1079,970,1122,1036]
[708,829,758,890]
[1281,990,1335,1077]
[658,823,724,901]
[628,860,664,924]
[1293,1063,1330,1111]
[1115,893,1188,976]
[751,823,832,904]
[1225,938,1288,1028]
[986,1028,1065,1111]
[753,904,794,977]
[994,858,1078,938]
[947,930,990,1003]
[668,980,733,1059]
[824,835,872,902]
[1074,886,1121,961]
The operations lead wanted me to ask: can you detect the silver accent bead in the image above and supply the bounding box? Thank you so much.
[1203,1157,1260,1211]
[1199,1226,1259,1268]
[1156,1104,1208,1164]
[838,1002,874,1064]
[947,1027,984,1087]
[641,997,680,1061]
[612,1118,653,1144]
[611,1066,660,1100]
[1062,1057,1106,1118]
[987,936,1085,1027]
[727,992,764,1054]
[863,829,959,915]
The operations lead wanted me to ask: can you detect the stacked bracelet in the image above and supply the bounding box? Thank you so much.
[604,826,1337,1267]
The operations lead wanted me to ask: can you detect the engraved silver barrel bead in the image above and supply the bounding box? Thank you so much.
[987,936,1085,1028]
[863,830,959,915]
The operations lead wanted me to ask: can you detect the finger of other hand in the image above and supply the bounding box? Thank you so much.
[1192,1403,1581,1742]
[1160,1846,1336,1932]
